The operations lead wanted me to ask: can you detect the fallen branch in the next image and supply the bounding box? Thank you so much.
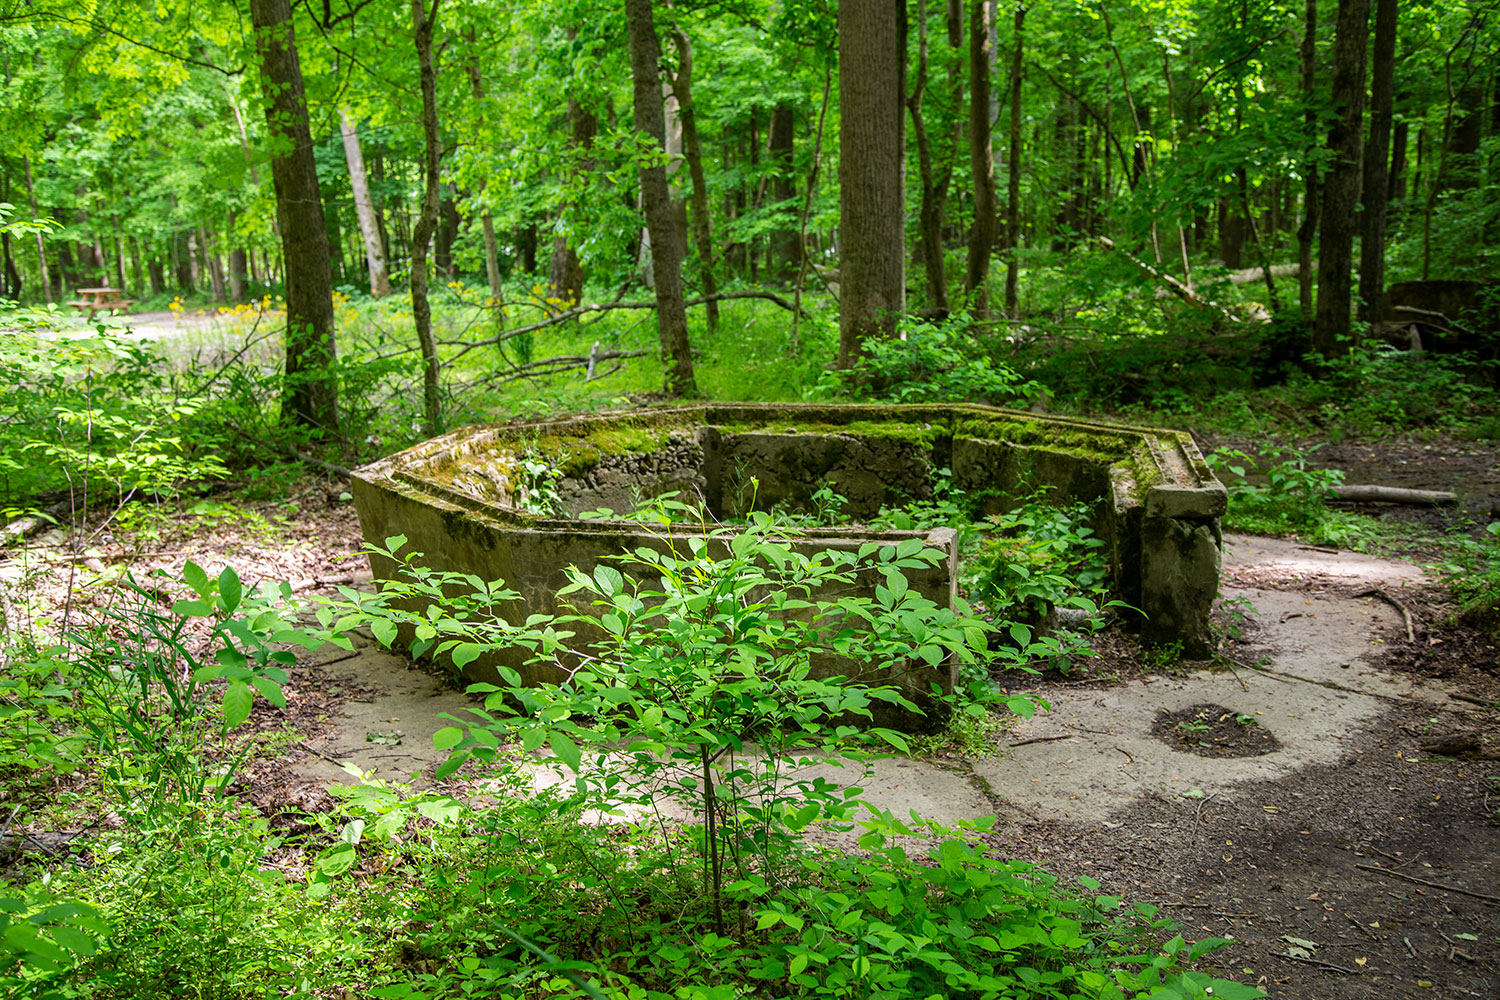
[1331,485,1457,506]
[444,288,808,362]
[0,498,73,550]
[1354,863,1500,906]
[1097,236,1258,324]
[1008,733,1076,747]
[1354,587,1416,642]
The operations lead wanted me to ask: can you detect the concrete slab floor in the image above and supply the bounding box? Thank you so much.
[291,533,1465,832]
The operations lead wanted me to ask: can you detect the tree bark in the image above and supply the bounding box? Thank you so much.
[340,109,391,298]
[1313,0,1371,358]
[907,0,956,314]
[250,0,339,434]
[1356,0,1397,322]
[21,156,50,303]
[547,94,596,311]
[673,28,720,334]
[965,0,997,314]
[1002,4,1025,315]
[768,101,798,285]
[462,44,504,310]
[837,0,906,368]
[409,0,444,435]
[624,0,696,395]
[1296,0,1318,322]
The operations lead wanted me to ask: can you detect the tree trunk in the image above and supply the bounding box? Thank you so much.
[435,186,459,279]
[673,28,720,333]
[965,0,997,314]
[768,102,798,285]
[1313,0,1371,358]
[1296,0,1319,322]
[21,156,51,303]
[251,0,339,434]
[837,0,906,368]
[1002,4,1024,316]
[200,221,226,301]
[1388,118,1408,203]
[548,93,596,311]
[462,47,504,310]
[624,0,696,395]
[229,245,248,300]
[907,0,954,314]
[1356,0,1397,322]
[409,0,444,436]
[340,110,391,298]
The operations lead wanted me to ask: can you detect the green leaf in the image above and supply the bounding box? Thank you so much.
[221,681,253,728]
[218,566,241,615]
[316,843,356,876]
[451,643,484,669]
[249,676,286,709]
[434,727,465,751]
[183,560,210,598]
[548,732,583,773]
[371,619,397,648]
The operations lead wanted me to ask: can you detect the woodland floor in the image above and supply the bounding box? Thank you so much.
[4,428,1498,999]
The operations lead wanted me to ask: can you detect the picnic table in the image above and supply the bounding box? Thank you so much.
[69,287,136,320]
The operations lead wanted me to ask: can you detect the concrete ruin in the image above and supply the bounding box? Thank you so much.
[351,403,1226,718]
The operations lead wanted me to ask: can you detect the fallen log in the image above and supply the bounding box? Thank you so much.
[1330,485,1457,506]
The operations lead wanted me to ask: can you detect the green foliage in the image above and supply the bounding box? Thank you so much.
[816,317,1041,406]
[1431,522,1500,635]
[53,561,342,807]
[0,886,105,1000]
[1209,444,1378,549]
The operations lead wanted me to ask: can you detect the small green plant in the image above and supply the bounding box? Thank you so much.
[1175,719,1210,734]
[814,315,1041,406]
[966,492,1109,623]
[1208,443,1381,548]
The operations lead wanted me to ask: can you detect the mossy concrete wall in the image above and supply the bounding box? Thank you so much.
[353,403,1225,712]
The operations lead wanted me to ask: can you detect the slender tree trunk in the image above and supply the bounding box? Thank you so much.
[250,0,339,434]
[907,0,955,314]
[229,244,247,300]
[1357,0,1397,322]
[625,0,695,395]
[965,0,997,314]
[21,156,51,302]
[548,94,596,310]
[1389,118,1408,203]
[1296,0,1319,322]
[1313,0,1371,357]
[410,0,444,435]
[1003,4,1025,315]
[767,102,797,285]
[673,29,719,334]
[200,221,226,301]
[462,44,504,310]
[837,0,906,367]
[340,110,391,298]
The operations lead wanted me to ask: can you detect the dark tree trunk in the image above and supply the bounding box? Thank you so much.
[965,0,997,314]
[22,156,51,303]
[768,101,798,285]
[1389,118,1408,203]
[1313,0,1371,358]
[250,0,339,434]
[516,223,537,275]
[1002,4,1024,316]
[147,253,165,296]
[837,0,906,368]
[1357,0,1397,322]
[673,28,720,332]
[174,230,195,293]
[435,186,460,279]
[229,245,248,300]
[409,0,444,435]
[548,83,597,311]
[625,0,696,395]
[907,0,957,314]
[462,45,504,309]
[1296,0,1319,321]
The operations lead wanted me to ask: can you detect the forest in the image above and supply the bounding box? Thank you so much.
[0,0,1498,997]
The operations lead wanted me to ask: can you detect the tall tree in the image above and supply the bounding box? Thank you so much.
[1312,0,1370,358]
[965,0,998,314]
[250,0,339,434]
[837,0,906,368]
[1356,0,1397,321]
[340,110,391,298]
[907,0,960,315]
[1002,3,1025,316]
[409,0,444,435]
[625,0,696,396]
[1296,0,1319,322]
[672,27,719,334]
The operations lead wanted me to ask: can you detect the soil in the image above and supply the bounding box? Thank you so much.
[1152,703,1284,758]
[3,440,1497,1000]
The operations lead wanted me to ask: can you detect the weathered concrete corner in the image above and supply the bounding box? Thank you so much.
[352,402,1226,723]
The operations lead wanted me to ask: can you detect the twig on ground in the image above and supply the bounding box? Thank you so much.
[1008,734,1076,747]
[1354,863,1500,906]
[1279,953,1357,974]
[1354,588,1416,642]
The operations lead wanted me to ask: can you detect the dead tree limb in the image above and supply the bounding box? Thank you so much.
[1331,485,1457,506]
[1355,587,1416,642]
[1097,236,1261,324]
[443,289,807,362]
